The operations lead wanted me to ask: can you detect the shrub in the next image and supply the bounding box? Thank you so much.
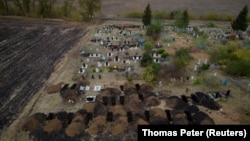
[146,21,163,37]
[125,10,143,18]
[199,12,222,21]
[157,48,165,54]
[174,48,191,68]
[153,10,168,20]
[194,79,201,85]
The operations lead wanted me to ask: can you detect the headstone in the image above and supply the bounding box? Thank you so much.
[197,59,201,65]
[213,72,217,77]
[95,68,99,72]
[204,58,207,64]
[190,76,194,80]
[158,81,162,87]
[194,65,197,71]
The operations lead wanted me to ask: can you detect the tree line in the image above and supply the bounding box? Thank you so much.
[0,0,101,21]
[142,3,248,31]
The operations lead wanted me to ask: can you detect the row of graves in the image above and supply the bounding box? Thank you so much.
[79,23,165,88]
[21,81,232,140]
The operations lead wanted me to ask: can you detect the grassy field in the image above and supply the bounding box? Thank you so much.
[100,0,250,18]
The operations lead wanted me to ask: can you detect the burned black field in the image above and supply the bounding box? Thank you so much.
[0,17,87,132]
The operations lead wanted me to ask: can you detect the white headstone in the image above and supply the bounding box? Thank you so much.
[159,81,162,87]
[213,72,217,77]
[96,67,99,72]
[190,76,194,80]
[204,58,207,64]
[97,62,102,67]
[197,59,201,65]
[127,67,131,72]
[194,65,197,71]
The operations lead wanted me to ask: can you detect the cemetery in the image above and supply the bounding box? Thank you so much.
[15,19,250,141]
[0,12,250,140]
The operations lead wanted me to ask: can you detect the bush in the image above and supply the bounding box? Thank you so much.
[210,46,250,77]
[226,60,250,77]
[199,12,222,21]
[153,10,168,20]
[146,21,163,37]
[157,48,165,54]
[174,48,191,68]
[224,13,233,21]
[200,63,210,70]
[161,52,169,58]
[125,10,143,18]
[194,79,201,85]
[207,22,216,27]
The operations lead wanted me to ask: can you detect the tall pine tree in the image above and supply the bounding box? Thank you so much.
[174,9,189,28]
[142,3,152,26]
[231,5,248,31]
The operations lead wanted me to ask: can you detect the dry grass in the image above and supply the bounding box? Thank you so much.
[101,0,250,18]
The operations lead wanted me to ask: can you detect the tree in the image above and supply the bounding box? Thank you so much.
[174,9,189,28]
[0,0,9,15]
[22,0,30,13]
[182,9,189,27]
[78,0,101,21]
[62,0,73,17]
[231,5,248,31]
[142,3,152,26]
[13,0,24,15]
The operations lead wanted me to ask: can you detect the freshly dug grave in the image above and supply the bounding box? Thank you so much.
[144,96,161,107]
[87,116,107,136]
[46,82,65,94]
[65,122,86,137]
[110,116,129,136]
[20,113,47,132]
[43,118,63,134]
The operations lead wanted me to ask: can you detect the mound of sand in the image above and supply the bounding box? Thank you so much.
[46,82,64,94]
[72,115,85,123]
[110,116,128,136]
[109,105,127,119]
[149,108,166,119]
[125,101,144,115]
[21,113,47,132]
[83,103,96,113]
[165,96,188,110]
[140,84,154,91]
[128,93,140,102]
[65,122,85,137]
[87,116,107,136]
[43,118,62,134]
[171,110,189,125]
[144,96,161,107]
[136,118,149,125]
